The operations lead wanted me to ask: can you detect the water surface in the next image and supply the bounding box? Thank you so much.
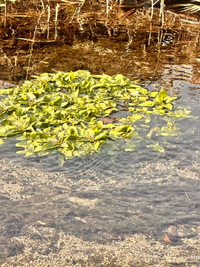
[1,1,200,265]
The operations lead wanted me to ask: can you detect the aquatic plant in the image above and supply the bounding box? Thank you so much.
[0,70,190,160]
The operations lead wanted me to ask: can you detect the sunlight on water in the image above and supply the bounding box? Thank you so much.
[1,1,200,265]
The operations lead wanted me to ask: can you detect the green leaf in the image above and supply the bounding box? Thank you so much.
[0,70,192,161]
[0,138,5,145]
[94,131,108,140]
[154,89,177,106]
[126,114,144,123]
[140,101,155,107]
[147,143,165,153]
[109,125,133,140]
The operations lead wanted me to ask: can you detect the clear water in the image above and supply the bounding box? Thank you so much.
[1,1,200,264]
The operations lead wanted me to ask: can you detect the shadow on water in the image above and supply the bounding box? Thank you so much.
[1,0,200,266]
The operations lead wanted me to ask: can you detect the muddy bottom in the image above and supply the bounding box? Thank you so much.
[0,157,200,266]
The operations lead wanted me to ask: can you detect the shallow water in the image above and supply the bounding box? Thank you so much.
[1,1,200,265]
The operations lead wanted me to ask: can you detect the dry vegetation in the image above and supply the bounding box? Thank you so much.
[1,0,200,82]
[1,0,200,44]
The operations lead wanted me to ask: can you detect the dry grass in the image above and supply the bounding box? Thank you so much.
[1,0,200,82]
[1,0,200,43]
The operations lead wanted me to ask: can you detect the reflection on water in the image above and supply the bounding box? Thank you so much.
[0,62,200,264]
[1,1,200,265]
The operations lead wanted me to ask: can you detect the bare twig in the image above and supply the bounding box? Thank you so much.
[41,0,45,9]
[4,0,7,27]
[26,10,45,80]
[159,0,165,27]
[47,5,51,39]
[55,3,60,40]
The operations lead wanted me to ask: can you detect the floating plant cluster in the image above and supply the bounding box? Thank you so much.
[0,70,190,160]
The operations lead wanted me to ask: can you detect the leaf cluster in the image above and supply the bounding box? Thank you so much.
[0,70,191,159]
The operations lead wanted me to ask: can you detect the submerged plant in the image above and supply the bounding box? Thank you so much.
[0,70,191,160]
